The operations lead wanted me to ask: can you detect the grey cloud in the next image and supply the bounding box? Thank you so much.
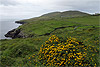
[53,0,100,13]
[0,0,100,20]
[72,1,100,13]
[0,0,19,6]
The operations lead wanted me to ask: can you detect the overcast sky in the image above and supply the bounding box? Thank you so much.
[0,0,100,20]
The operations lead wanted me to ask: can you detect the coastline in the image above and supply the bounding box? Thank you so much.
[0,20,22,40]
[15,21,26,24]
[4,21,27,39]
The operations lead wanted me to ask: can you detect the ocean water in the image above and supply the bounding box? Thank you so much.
[0,19,21,39]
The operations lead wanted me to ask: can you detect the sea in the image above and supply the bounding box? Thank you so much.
[0,19,21,39]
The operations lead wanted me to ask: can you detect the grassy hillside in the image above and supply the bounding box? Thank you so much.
[19,10,90,23]
[0,11,100,67]
[17,15,99,37]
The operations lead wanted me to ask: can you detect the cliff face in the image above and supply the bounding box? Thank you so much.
[5,21,27,38]
[5,29,32,38]
[5,29,22,38]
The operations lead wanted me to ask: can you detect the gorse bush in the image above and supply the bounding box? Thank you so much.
[29,35,99,66]
[35,35,98,66]
[29,35,99,67]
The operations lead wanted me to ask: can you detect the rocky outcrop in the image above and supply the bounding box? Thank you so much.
[5,28,34,39]
[5,21,28,38]
[15,21,26,24]
[5,29,22,38]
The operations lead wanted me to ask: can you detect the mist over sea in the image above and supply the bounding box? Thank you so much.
[0,19,21,39]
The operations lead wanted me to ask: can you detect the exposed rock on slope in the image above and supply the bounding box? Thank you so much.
[5,29,31,38]
[15,21,26,24]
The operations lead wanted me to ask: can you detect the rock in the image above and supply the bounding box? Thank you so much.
[5,28,33,39]
[73,26,78,30]
[5,29,22,39]
[15,21,26,24]
[5,20,28,38]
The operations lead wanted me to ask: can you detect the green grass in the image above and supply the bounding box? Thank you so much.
[66,16,100,25]
[0,14,100,67]
[18,19,77,35]
[0,36,49,67]
[18,15,100,36]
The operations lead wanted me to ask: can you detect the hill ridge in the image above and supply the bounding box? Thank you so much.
[16,10,90,24]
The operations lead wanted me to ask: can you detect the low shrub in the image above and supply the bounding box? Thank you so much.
[3,44,38,58]
[0,56,15,67]
[29,35,99,66]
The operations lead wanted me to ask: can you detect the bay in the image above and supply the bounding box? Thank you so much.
[0,19,21,39]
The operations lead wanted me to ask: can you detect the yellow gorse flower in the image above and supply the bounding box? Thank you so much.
[29,35,99,67]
